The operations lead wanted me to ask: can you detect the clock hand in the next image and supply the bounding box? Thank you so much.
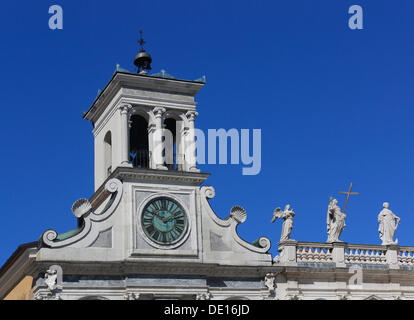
[162,212,182,223]
[152,210,165,221]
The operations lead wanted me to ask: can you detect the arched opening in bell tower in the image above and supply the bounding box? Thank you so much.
[164,118,182,171]
[103,131,112,178]
[130,115,150,168]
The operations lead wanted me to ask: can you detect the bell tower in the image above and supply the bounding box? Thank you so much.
[83,32,205,191]
[34,34,272,300]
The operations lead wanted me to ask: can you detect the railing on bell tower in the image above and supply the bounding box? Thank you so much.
[129,151,186,171]
[130,150,150,169]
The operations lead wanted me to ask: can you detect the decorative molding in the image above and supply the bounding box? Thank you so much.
[124,292,140,300]
[113,167,209,186]
[40,178,123,248]
[200,186,271,255]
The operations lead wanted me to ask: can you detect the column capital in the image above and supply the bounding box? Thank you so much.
[119,104,133,115]
[153,107,166,118]
[186,110,198,121]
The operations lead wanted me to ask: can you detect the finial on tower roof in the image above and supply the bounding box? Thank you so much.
[134,29,152,75]
[138,29,146,50]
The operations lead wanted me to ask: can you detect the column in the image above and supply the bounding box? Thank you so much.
[185,111,200,172]
[152,107,168,170]
[119,104,132,167]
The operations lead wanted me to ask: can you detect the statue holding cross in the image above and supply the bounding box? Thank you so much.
[326,183,359,243]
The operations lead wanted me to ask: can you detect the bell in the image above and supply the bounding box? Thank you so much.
[134,49,152,73]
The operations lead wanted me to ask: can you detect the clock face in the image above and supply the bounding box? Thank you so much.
[141,197,187,245]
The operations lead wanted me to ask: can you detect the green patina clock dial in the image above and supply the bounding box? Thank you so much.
[141,197,187,245]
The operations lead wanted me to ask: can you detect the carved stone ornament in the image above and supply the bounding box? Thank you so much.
[196,292,211,300]
[230,206,247,224]
[264,273,276,292]
[200,186,271,255]
[41,178,123,248]
[185,110,198,121]
[124,292,140,300]
[71,198,92,218]
[45,269,58,291]
[34,291,61,300]
[35,265,63,300]
[153,106,166,118]
[119,103,132,115]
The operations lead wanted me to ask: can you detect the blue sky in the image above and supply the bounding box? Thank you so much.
[0,0,413,265]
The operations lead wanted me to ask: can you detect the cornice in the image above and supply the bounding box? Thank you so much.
[84,72,204,124]
[107,167,210,187]
[30,261,277,279]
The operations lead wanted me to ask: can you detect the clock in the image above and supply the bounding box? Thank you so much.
[141,197,188,245]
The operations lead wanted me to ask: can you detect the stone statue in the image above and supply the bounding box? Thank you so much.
[272,204,295,242]
[378,202,400,245]
[326,198,346,243]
